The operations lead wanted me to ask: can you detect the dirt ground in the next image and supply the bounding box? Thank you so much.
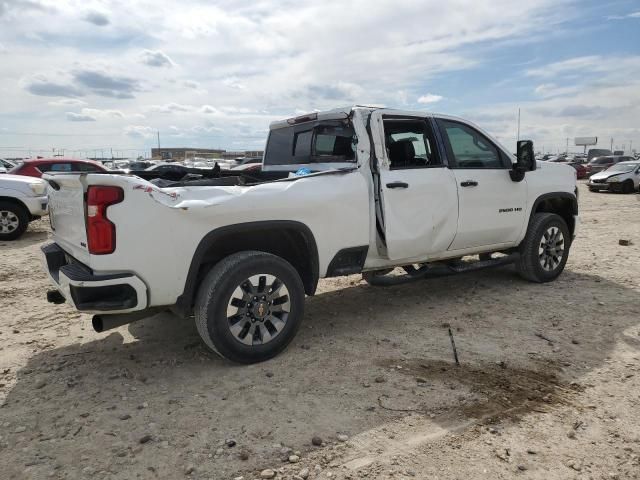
[1,181,639,480]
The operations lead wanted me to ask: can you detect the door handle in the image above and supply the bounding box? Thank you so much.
[386,181,409,189]
[460,180,478,187]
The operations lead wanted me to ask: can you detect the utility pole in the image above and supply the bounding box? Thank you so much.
[566,137,569,154]
[157,130,161,149]
[517,108,521,142]
[610,138,614,151]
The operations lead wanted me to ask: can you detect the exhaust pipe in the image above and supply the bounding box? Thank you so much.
[92,308,164,333]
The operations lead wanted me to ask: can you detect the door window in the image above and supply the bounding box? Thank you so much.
[437,119,507,169]
[382,119,440,169]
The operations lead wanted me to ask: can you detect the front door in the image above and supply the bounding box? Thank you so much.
[435,118,527,250]
[373,114,459,260]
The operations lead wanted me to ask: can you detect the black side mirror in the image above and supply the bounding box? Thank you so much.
[511,140,536,182]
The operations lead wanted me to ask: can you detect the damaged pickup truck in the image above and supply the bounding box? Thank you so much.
[41,107,578,363]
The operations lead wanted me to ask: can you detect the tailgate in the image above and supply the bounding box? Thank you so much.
[45,174,89,262]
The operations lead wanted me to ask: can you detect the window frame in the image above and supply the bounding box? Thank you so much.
[435,118,511,170]
[382,116,444,171]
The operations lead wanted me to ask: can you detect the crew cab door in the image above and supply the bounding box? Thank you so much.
[434,117,527,250]
[371,112,458,260]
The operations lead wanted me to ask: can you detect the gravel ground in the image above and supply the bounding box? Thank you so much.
[0,181,639,480]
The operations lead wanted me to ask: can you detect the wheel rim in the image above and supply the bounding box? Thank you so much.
[0,210,20,234]
[226,274,290,346]
[538,226,565,272]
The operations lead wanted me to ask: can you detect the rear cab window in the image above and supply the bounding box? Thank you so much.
[263,119,356,171]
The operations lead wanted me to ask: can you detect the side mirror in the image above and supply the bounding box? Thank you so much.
[511,140,536,182]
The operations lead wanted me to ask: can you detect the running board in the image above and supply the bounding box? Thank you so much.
[367,253,520,286]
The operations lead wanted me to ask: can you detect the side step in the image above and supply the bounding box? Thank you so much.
[367,253,519,286]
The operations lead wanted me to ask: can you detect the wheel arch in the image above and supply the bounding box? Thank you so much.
[528,191,578,239]
[175,221,319,317]
[0,196,29,212]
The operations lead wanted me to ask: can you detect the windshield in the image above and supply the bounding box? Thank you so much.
[591,157,613,165]
[607,163,638,172]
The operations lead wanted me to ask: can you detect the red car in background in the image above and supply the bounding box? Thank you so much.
[567,161,587,179]
[9,158,108,178]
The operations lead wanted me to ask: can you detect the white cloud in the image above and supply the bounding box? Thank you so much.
[81,108,125,119]
[124,125,155,138]
[150,103,194,113]
[417,94,444,104]
[48,98,87,107]
[66,112,96,122]
[141,49,174,68]
[607,11,640,20]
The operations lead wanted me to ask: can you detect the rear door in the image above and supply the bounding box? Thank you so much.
[371,112,458,260]
[435,117,527,250]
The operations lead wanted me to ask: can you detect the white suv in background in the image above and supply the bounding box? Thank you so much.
[588,161,640,193]
[0,174,48,240]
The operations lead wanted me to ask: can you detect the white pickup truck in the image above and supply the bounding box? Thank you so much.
[41,107,578,363]
[0,174,48,240]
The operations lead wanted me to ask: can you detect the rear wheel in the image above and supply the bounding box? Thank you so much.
[0,201,29,241]
[516,213,570,283]
[195,251,305,364]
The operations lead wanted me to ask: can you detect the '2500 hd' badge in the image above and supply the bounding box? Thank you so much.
[498,207,523,213]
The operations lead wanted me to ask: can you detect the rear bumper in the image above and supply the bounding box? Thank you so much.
[41,243,147,313]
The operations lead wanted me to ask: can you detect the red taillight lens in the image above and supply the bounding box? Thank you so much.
[86,186,123,254]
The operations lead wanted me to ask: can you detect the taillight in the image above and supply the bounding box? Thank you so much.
[86,186,123,254]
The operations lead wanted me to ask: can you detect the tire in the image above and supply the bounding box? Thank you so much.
[194,251,305,364]
[622,180,634,194]
[516,213,571,283]
[0,201,29,241]
[588,187,598,192]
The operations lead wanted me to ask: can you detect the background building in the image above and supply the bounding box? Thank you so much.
[151,148,263,161]
[151,147,225,161]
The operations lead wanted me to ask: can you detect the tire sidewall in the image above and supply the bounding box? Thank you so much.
[203,255,304,363]
[528,216,570,282]
[0,202,28,241]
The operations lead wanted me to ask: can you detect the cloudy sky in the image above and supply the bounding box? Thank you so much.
[1,0,639,158]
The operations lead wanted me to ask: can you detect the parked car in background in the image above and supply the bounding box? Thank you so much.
[1,158,17,172]
[585,156,634,176]
[588,161,640,193]
[567,161,587,179]
[10,158,108,178]
[230,158,262,172]
[0,174,48,240]
[587,149,613,162]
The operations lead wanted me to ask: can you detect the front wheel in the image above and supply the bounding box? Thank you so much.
[194,251,305,364]
[516,213,571,283]
[622,180,635,194]
[0,201,29,241]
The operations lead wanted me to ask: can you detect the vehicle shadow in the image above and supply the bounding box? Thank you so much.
[2,267,639,479]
